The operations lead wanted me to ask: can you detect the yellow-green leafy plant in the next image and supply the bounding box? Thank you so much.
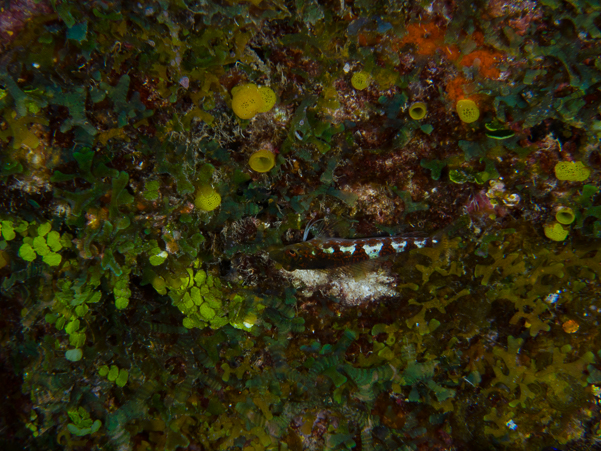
[0,219,27,268]
[65,348,83,362]
[113,271,131,310]
[17,222,67,266]
[99,364,129,387]
[168,268,229,329]
[25,410,40,437]
[45,279,102,361]
[156,265,255,331]
[143,180,160,201]
[67,407,102,436]
[148,239,169,266]
[1,219,17,240]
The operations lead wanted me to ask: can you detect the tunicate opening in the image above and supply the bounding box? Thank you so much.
[257,157,271,167]
[556,208,575,225]
[409,102,427,120]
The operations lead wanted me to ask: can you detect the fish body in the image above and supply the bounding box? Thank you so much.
[270,235,438,271]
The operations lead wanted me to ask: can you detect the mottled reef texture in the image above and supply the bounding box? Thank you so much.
[1,0,601,450]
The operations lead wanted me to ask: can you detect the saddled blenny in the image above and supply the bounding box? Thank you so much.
[270,232,437,271]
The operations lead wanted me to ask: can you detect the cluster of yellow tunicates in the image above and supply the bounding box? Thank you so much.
[231,83,276,120]
[544,207,576,241]
[543,161,589,240]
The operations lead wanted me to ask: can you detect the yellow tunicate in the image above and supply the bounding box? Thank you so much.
[231,83,246,97]
[351,71,370,90]
[544,222,569,241]
[257,87,276,113]
[554,161,590,182]
[555,207,575,225]
[409,102,427,120]
[456,99,480,123]
[249,149,276,173]
[194,185,221,211]
[232,84,263,120]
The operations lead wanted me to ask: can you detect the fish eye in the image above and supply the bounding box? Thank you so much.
[286,250,297,257]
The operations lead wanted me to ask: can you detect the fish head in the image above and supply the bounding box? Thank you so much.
[268,242,313,271]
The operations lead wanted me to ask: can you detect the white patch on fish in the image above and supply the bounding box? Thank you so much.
[391,241,407,252]
[363,243,383,258]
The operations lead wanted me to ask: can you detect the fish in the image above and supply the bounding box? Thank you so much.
[269,234,438,271]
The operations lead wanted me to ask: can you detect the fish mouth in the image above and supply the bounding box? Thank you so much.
[267,247,294,271]
[267,247,285,264]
